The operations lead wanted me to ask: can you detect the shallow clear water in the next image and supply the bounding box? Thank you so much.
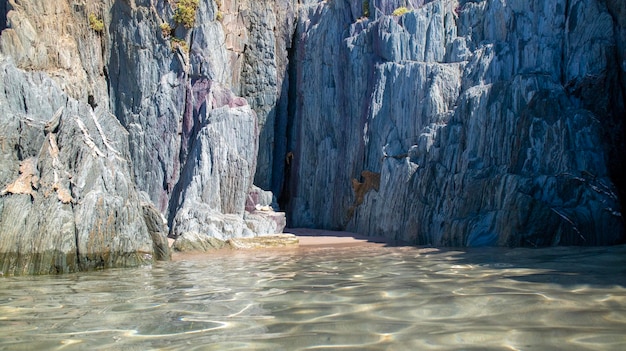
[1,244,626,351]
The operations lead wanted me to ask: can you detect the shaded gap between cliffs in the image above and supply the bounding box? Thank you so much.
[166,77,194,236]
[276,28,298,223]
[0,1,8,33]
[605,5,626,222]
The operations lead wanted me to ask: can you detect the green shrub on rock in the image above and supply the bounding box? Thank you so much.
[392,7,410,16]
[173,0,200,29]
[88,13,104,32]
[160,23,172,37]
[171,37,189,53]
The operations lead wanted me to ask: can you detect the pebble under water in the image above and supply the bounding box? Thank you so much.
[1,243,626,350]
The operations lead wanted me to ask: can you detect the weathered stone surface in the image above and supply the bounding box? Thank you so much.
[172,231,227,252]
[245,210,287,236]
[0,59,159,275]
[283,0,624,246]
[108,0,186,214]
[1,0,624,274]
[107,0,286,247]
[0,0,108,102]
[172,233,298,252]
[244,184,287,236]
[169,82,259,240]
[228,234,298,250]
[0,0,286,274]
[220,0,296,193]
[246,185,278,212]
[142,201,172,261]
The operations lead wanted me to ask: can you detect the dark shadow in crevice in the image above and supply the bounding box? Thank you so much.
[276,27,299,220]
[0,1,9,34]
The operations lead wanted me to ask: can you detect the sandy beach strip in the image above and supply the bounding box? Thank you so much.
[169,228,394,261]
[285,228,393,247]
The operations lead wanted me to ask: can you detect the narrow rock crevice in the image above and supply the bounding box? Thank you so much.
[74,221,81,271]
[601,3,626,217]
[277,28,299,221]
[0,1,7,33]
[560,0,570,86]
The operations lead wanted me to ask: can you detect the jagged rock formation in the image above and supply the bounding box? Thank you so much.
[0,61,164,274]
[218,0,296,194]
[0,0,624,274]
[0,0,287,274]
[106,0,287,244]
[0,0,168,275]
[283,0,624,246]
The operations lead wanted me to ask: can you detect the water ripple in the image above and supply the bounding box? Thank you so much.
[0,245,625,350]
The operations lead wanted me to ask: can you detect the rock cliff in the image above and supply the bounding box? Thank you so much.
[0,0,287,274]
[0,0,624,274]
[283,0,625,246]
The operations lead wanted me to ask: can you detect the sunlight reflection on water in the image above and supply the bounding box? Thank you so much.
[0,244,625,350]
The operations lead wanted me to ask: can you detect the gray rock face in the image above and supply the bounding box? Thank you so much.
[0,0,286,274]
[0,60,165,275]
[0,0,176,275]
[169,81,260,240]
[106,1,282,219]
[219,0,296,193]
[107,0,287,247]
[284,0,625,246]
[108,0,186,214]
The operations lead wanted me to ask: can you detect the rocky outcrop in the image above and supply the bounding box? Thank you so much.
[107,0,286,245]
[172,233,298,252]
[168,81,262,240]
[0,60,165,275]
[0,0,169,275]
[283,0,625,246]
[0,0,286,274]
[219,0,296,193]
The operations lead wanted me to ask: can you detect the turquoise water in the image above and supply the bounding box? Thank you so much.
[1,243,626,350]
